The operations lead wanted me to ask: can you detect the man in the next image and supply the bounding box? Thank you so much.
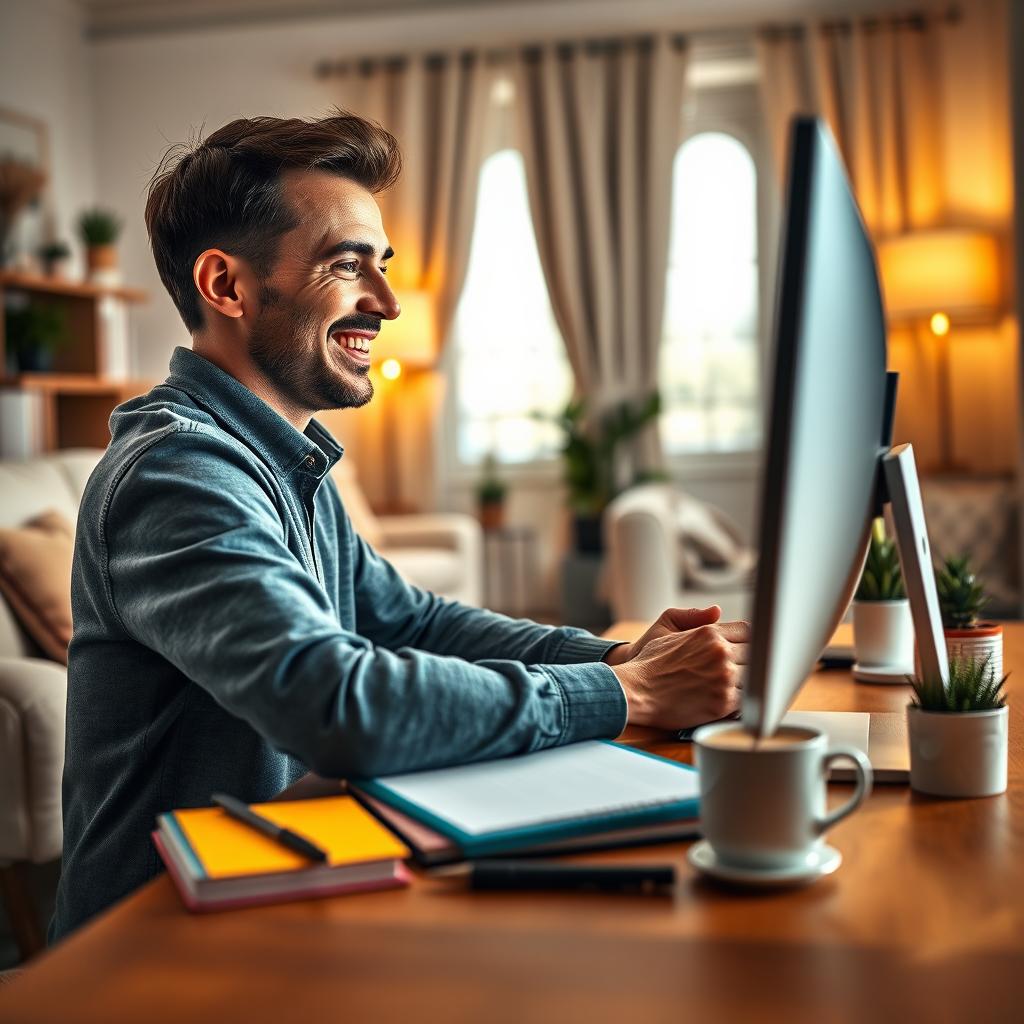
[52,112,748,939]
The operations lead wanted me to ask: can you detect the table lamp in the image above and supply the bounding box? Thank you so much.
[877,228,1003,472]
[374,288,437,509]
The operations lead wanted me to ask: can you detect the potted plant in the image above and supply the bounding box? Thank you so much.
[3,299,68,372]
[936,554,1003,687]
[540,392,663,553]
[78,207,122,284]
[852,518,913,676]
[476,454,507,532]
[39,240,71,279]
[907,655,1008,798]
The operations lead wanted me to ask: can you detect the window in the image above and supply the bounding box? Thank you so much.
[659,131,761,454]
[450,149,573,466]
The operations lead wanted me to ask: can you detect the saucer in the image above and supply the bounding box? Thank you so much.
[687,840,842,887]
[852,662,913,685]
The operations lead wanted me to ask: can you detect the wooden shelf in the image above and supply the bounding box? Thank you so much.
[0,373,154,394]
[0,270,147,303]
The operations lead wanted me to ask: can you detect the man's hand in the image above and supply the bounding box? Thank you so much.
[602,606,724,666]
[607,610,751,730]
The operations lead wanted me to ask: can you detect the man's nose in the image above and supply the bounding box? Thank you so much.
[357,276,400,321]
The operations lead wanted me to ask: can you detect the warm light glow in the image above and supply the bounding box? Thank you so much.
[877,228,1003,324]
[930,311,950,336]
[381,358,402,381]
[375,289,436,369]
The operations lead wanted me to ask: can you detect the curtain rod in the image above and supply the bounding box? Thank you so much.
[314,31,689,79]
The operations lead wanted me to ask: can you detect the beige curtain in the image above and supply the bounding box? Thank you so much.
[514,36,688,476]
[336,53,493,340]
[327,53,493,509]
[755,17,944,237]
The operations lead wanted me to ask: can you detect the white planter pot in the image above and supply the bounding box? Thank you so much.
[907,705,1008,798]
[944,625,1004,685]
[853,600,913,668]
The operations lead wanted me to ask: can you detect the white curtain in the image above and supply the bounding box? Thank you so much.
[514,36,688,475]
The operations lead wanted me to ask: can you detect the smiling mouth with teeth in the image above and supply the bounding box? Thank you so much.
[331,332,374,364]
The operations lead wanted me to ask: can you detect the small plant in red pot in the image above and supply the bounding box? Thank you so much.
[935,554,1003,687]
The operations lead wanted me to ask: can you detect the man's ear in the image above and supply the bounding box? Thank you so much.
[193,248,253,321]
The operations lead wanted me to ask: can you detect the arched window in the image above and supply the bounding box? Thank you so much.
[450,149,573,465]
[659,131,760,454]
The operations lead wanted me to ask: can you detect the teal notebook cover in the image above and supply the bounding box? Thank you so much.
[355,740,699,857]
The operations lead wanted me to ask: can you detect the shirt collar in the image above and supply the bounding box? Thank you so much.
[164,346,344,482]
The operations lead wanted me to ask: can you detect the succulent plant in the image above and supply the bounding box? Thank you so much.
[935,555,989,630]
[910,654,1007,713]
[855,518,905,601]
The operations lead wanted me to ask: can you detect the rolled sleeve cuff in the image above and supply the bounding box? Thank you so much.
[542,662,628,744]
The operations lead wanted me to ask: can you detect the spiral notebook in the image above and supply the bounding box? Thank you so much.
[354,740,700,858]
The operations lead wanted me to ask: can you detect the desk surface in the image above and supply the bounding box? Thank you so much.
[4,624,1023,1022]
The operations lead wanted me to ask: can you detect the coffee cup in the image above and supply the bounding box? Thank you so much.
[693,722,872,871]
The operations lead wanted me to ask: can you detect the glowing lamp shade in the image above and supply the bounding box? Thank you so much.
[374,289,437,373]
[877,229,1002,324]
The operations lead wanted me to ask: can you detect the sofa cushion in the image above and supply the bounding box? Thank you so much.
[383,547,464,595]
[0,510,74,665]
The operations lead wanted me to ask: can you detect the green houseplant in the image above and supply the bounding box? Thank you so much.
[476,454,507,532]
[906,655,1009,797]
[851,518,912,678]
[935,554,1003,687]
[38,240,71,278]
[3,299,68,372]
[78,207,122,282]
[541,391,664,553]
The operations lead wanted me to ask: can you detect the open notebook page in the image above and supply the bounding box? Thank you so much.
[373,741,698,837]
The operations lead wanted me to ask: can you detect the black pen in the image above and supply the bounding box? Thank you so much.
[211,792,328,863]
[454,860,676,893]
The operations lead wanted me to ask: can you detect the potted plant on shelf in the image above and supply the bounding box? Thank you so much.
[851,518,913,680]
[78,207,122,284]
[39,240,71,279]
[3,299,68,372]
[476,454,507,532]
[936,554,1003,687]
[907,655,1008,798]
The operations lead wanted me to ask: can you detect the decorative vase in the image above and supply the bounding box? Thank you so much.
[944,623,1004,685]
[479,500,505,532]
[16,346,54,373]
[852,599,914,669]
[907,704,1008,798]
[572,515,603,555]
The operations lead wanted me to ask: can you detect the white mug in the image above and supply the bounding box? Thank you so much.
[693,722,873,870]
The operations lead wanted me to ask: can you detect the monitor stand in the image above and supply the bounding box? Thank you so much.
[881,442,949,688]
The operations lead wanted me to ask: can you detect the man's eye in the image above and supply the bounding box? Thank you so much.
[331,261,359,275]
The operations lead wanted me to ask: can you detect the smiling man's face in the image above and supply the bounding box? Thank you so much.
[245,169,399,414]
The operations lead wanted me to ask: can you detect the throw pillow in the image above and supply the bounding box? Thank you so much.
[0,509,74,664]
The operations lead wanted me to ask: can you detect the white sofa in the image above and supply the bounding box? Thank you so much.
[603,483,754,624]
[0,447,482,960]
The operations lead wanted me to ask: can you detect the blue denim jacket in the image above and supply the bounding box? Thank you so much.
[51,347,626,939]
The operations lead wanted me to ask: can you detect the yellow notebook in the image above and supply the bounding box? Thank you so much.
[154,796,411,911]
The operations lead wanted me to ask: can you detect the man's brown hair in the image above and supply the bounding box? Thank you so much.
[145,110,402,332]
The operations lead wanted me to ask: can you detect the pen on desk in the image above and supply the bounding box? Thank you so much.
[448,860,676,893]
[211,792,328,863]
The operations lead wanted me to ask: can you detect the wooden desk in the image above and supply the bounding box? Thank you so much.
[3,625,1023,1022]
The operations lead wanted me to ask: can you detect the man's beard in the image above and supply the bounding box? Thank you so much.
[248,286,374,413]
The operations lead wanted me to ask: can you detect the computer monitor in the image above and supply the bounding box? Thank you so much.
[742,117,896,737]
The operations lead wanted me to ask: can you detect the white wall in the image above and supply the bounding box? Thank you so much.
[0,0,96,274]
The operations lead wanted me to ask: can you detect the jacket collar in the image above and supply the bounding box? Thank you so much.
[164,346,344,482]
